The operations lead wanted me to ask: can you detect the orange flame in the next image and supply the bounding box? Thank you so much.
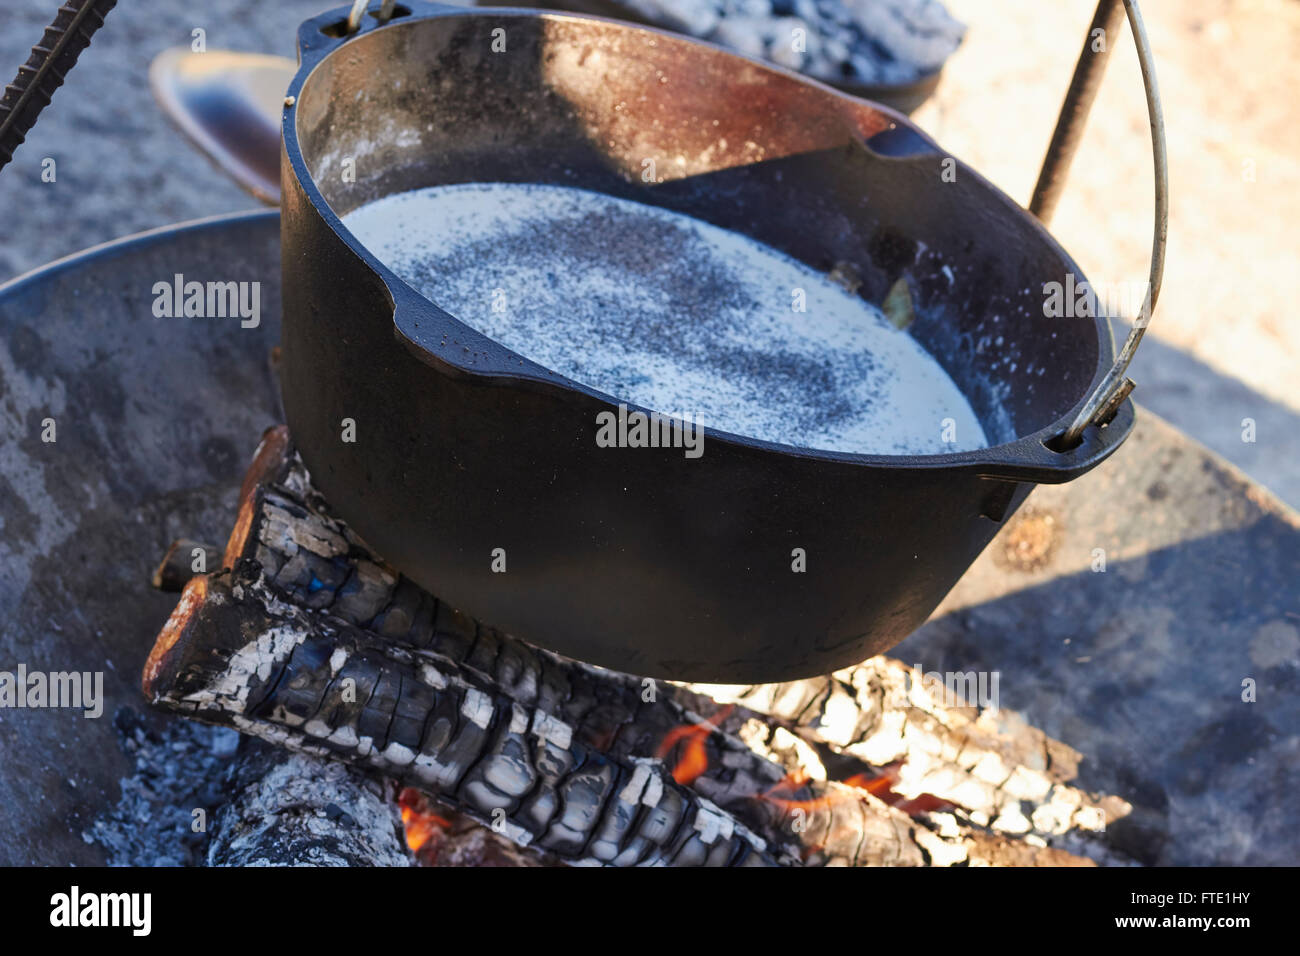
[756,764,956,823]
[656,705,734,785]
[759,769,837,816]
[397,787,451,854]
[843,767,955,815]
[843,770,897,797]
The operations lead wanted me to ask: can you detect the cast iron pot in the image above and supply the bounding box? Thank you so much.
[278,2,1140,682]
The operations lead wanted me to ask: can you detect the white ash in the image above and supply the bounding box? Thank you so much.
[84,708,243,866]
[87,708,410,867]
[343,183,988,456]
[208,752,411,867]
[618,0,965,84]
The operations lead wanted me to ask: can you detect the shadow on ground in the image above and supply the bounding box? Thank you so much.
[907,459,1300,865]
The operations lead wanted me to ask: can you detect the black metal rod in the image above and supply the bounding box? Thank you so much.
[0,0,118,172]
[1029,0,1125,224]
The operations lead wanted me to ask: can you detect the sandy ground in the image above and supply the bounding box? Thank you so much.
[911,0,1300,505]
[0,0,1296,503]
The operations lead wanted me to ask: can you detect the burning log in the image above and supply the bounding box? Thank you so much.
[687,663,1128,847]
[144,426,1097,866]
[736,720,1092,867]
[204,429,931,865]
[144,566,782,867]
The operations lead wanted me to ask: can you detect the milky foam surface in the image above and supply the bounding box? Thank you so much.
[342,182,987,455]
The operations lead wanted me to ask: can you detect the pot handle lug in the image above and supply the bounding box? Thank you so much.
[975,395,1136,487]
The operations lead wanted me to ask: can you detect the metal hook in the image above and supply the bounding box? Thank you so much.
[346,0,400,35]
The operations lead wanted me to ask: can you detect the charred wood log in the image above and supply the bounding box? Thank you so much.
[145,567,782,867]
[208,429,934,866]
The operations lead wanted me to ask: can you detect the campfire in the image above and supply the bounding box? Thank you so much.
[0,0,1176,873]
[133,426,1125,867]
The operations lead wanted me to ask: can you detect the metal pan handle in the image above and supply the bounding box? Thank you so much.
[1030,0,1168,448]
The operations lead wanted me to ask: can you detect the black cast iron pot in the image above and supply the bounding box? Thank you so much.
[278,1,1136,682]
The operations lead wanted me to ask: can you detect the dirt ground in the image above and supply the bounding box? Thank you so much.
[0,0,1296,503]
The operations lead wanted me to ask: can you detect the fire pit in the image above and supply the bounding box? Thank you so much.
[1,211,1296,869]
[5,0,1296,878]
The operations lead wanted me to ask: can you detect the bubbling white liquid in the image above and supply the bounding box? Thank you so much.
[342,183,988,456]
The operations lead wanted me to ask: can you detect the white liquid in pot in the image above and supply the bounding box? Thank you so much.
[341,183,987,456]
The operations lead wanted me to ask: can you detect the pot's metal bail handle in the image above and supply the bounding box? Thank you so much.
[1030,0,1168,449]
[345,0,401,34]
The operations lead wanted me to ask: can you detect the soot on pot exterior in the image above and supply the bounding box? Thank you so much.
[278,2,1134,683]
